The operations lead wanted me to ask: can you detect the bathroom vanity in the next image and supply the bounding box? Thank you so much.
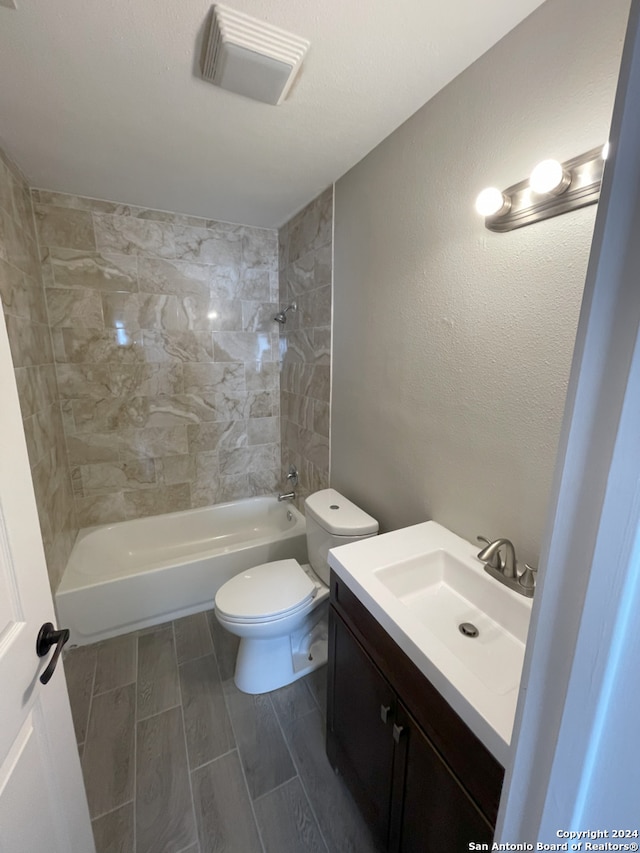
[326,521,532,852]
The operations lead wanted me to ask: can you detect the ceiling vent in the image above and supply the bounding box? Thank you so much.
[201,4,310,106]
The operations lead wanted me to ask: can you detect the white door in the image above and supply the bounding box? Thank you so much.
[0,307,95,853]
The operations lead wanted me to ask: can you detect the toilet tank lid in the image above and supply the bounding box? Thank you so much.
[305,489,378,536]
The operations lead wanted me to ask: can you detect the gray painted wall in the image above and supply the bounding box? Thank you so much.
[331,0,630,566]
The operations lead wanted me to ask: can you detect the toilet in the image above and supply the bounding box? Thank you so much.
[214,488,378,694]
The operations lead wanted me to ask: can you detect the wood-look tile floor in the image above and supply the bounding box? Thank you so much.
[64,610,382,853]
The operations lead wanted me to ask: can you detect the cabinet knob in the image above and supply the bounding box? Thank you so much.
[392,723,405,744]
[380,704,392,724]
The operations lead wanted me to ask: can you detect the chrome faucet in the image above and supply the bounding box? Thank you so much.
[277,465,298,502]
[476,537,517,578]
[476,536,537,597]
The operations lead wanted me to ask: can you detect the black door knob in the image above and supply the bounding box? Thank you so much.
[36,622,70,685]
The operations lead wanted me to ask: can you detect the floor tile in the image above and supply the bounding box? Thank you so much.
[224,679,296,799]
[68,617,373,853]
[82,684,135,819]
[179,654,234,770]
[91,801,134,853]
[270,677,318,727]
[137,624,180,719]
[305,665,327,714]
[285,709,382,853]
[63,644,97,743]
[136,706,198,853]
[254,777,328,853]
[191,751,262,853]
[93,634,137,695]
[174,613,214,664]
[206,609,239,681]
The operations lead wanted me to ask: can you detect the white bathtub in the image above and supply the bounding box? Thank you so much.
[56,496,307,646]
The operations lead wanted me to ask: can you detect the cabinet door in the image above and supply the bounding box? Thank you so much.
[392,703,494,853]
[327,607,396,846]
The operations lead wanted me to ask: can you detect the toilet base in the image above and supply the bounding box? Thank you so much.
[233,603,328,694]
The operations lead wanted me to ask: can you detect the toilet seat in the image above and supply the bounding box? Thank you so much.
[215,559,317,624]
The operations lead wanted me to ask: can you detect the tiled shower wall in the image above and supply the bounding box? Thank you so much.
[0,151,78,591]
[278,188,332,508]
[32,191,281,528]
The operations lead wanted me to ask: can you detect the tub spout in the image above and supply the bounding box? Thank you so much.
[278,491,296,502]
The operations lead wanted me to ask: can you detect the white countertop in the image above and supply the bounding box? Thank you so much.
[328,521,532,766]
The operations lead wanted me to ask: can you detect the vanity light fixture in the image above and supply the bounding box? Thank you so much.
[476,145,606,233]
[475,187,511,217]
[529,159,571,195]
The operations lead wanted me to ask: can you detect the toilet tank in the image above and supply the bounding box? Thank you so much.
[304,489,378,585]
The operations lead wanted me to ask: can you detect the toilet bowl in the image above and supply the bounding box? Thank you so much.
[214,488,378,694]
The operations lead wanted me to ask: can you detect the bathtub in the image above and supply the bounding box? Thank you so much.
[56,496,307,646]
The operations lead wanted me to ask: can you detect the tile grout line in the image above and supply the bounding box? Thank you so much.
[268,694,331,853]
[188,746,238,776]
[92,678,136,700]
[172,620,200,852]
[251,773,301,805]
[175,647,216,669]
[216,662,267,853]
[89,799,134,824]
[135,701,183,724]
[84,647,98,828]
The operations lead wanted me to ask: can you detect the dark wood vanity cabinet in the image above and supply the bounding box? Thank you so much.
[327,571,504,853]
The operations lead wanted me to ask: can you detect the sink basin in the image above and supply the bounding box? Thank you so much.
[328,521,533,764]
[375,551,527,695]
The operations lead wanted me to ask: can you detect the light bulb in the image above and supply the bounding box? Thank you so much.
[530,159,571,195]
[475,187,511,217]
[602,141,610,160]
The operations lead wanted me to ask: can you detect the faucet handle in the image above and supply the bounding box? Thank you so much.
[518,563,537,592]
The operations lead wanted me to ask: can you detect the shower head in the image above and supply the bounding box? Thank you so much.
[274,302,297,324]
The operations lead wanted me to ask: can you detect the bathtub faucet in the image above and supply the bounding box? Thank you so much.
[277,491,296,502]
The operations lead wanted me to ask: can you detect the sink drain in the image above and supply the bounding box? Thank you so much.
[459,622,479,638]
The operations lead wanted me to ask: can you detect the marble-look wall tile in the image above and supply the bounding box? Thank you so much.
[53,327,145,364]
[247,417,280,446]
[66,432,123,465]
[137,257,209,297]
[278,188,333,508]
[141,329,213,363]
[174,224,242,266]
[29,189,281,527]
[0,151,78,592]
[75,492,128,527]
[5,314,53,367]
[47,248,138,292]
[186,420,247,454]
[123,483,190,519]
[246,361,278,392]
[287,188,332,264]
[118,426,189,460]
[93,213,175,258]
[213,330,275,364]
[80,459,157,496]
[34,205,96,251]
[0,259,48,324]
[156,454,196,485]
[46,287,104,327]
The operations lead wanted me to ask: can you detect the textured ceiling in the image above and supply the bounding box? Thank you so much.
[0,0,547,227]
